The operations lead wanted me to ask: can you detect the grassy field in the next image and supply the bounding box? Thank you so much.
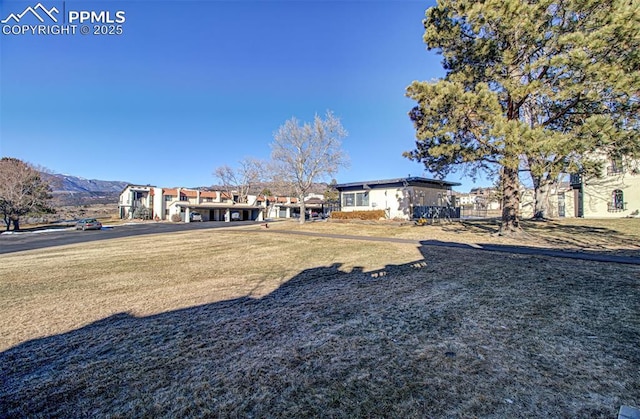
[270,217,640,255]
[1,219,639,417]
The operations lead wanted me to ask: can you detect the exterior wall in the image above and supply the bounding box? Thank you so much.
[246,195,260,206]
[581,172,640,218]
[339,184,453,220]
[266,204,289,219]
[556,156,640,218]
[519,189,534,219]
[387,188,409,219]
[118,185,153,219]
[562,189,576,218]
[153,187,164,220]
[457,190,501,211]
[340,188,407,218]
[167,202,181,220]
[118,190,131,218]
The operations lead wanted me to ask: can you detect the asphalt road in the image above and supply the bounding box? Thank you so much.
[0,221,263,255]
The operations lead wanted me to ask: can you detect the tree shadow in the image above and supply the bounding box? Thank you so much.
[1,242,638,417]
[517,220,640,252]
[444,219,640,255]
[0,260,433,417]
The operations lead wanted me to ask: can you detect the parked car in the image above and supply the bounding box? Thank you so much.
[75,218,102,231]
[190,212,203,222]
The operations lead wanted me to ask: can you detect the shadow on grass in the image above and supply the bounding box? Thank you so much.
[422,240,640,264]
[447,219,640,253]
[522,222,640,250]
[1,243,639,417]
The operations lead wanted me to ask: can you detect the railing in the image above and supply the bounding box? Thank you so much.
[607,202,627,212]
[413,205,461,220]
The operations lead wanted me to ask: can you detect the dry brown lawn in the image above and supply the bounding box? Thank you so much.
[271,217,640,256]
[1,219,639,417]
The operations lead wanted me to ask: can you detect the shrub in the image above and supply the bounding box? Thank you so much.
[171,213,182,222]
[330,210,386,220]
[132,205,150,220]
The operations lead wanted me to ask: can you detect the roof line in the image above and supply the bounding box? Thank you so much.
[335,177,461,188]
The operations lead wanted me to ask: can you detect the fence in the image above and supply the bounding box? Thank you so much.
[413,205,461,220]
[413,205,501,220]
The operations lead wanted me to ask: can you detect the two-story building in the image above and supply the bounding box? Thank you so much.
[118,185,325,222]
[564,155,640,218]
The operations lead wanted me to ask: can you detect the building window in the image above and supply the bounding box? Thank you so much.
[165,195,174,201]
[180,195,188,201]
[570,173,582,187]
[607,157,624,176]
[342,192,368,207]
[608,189,626,212]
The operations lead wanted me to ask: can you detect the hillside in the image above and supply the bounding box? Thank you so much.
[46,173,129,194]
[42,173,129,206]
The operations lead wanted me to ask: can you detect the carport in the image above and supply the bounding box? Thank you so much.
[175,203,264,223]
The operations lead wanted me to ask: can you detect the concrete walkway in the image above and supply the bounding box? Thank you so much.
[260,229,640,265]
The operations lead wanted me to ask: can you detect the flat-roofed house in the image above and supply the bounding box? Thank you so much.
[334,177,461,220]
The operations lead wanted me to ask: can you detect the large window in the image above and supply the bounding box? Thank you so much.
[342,192,369,207]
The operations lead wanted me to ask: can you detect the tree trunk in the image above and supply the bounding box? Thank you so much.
[532,175,555,220]
[299,197,306,225]
[11,216,20,231]
[499,166,520,234]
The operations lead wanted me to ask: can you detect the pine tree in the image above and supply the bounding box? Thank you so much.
[405,0,640,231]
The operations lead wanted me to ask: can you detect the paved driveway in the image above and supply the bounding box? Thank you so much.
[0,221,262,254]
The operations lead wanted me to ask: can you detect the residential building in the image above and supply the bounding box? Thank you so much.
[334,177,461,220]
[455,187,501,217]
[118,185,154,219]
[564,155,640,218]
[118,185,326,222]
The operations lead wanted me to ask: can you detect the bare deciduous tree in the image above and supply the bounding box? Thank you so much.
[271,111,349,224]
[213,158,264,204]
[0,157,54,231]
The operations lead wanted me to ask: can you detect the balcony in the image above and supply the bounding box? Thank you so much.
[607,202,627,212]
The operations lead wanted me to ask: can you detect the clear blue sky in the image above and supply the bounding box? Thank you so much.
[1,0,493,192]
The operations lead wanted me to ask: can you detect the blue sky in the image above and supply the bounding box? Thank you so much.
[1,0,493,192]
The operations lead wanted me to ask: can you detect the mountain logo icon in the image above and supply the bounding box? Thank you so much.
[1,3,59,24]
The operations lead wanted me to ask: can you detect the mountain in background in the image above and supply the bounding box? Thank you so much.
[42,173,129,206]
[45,173,129,193]
[42,173,333,207]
